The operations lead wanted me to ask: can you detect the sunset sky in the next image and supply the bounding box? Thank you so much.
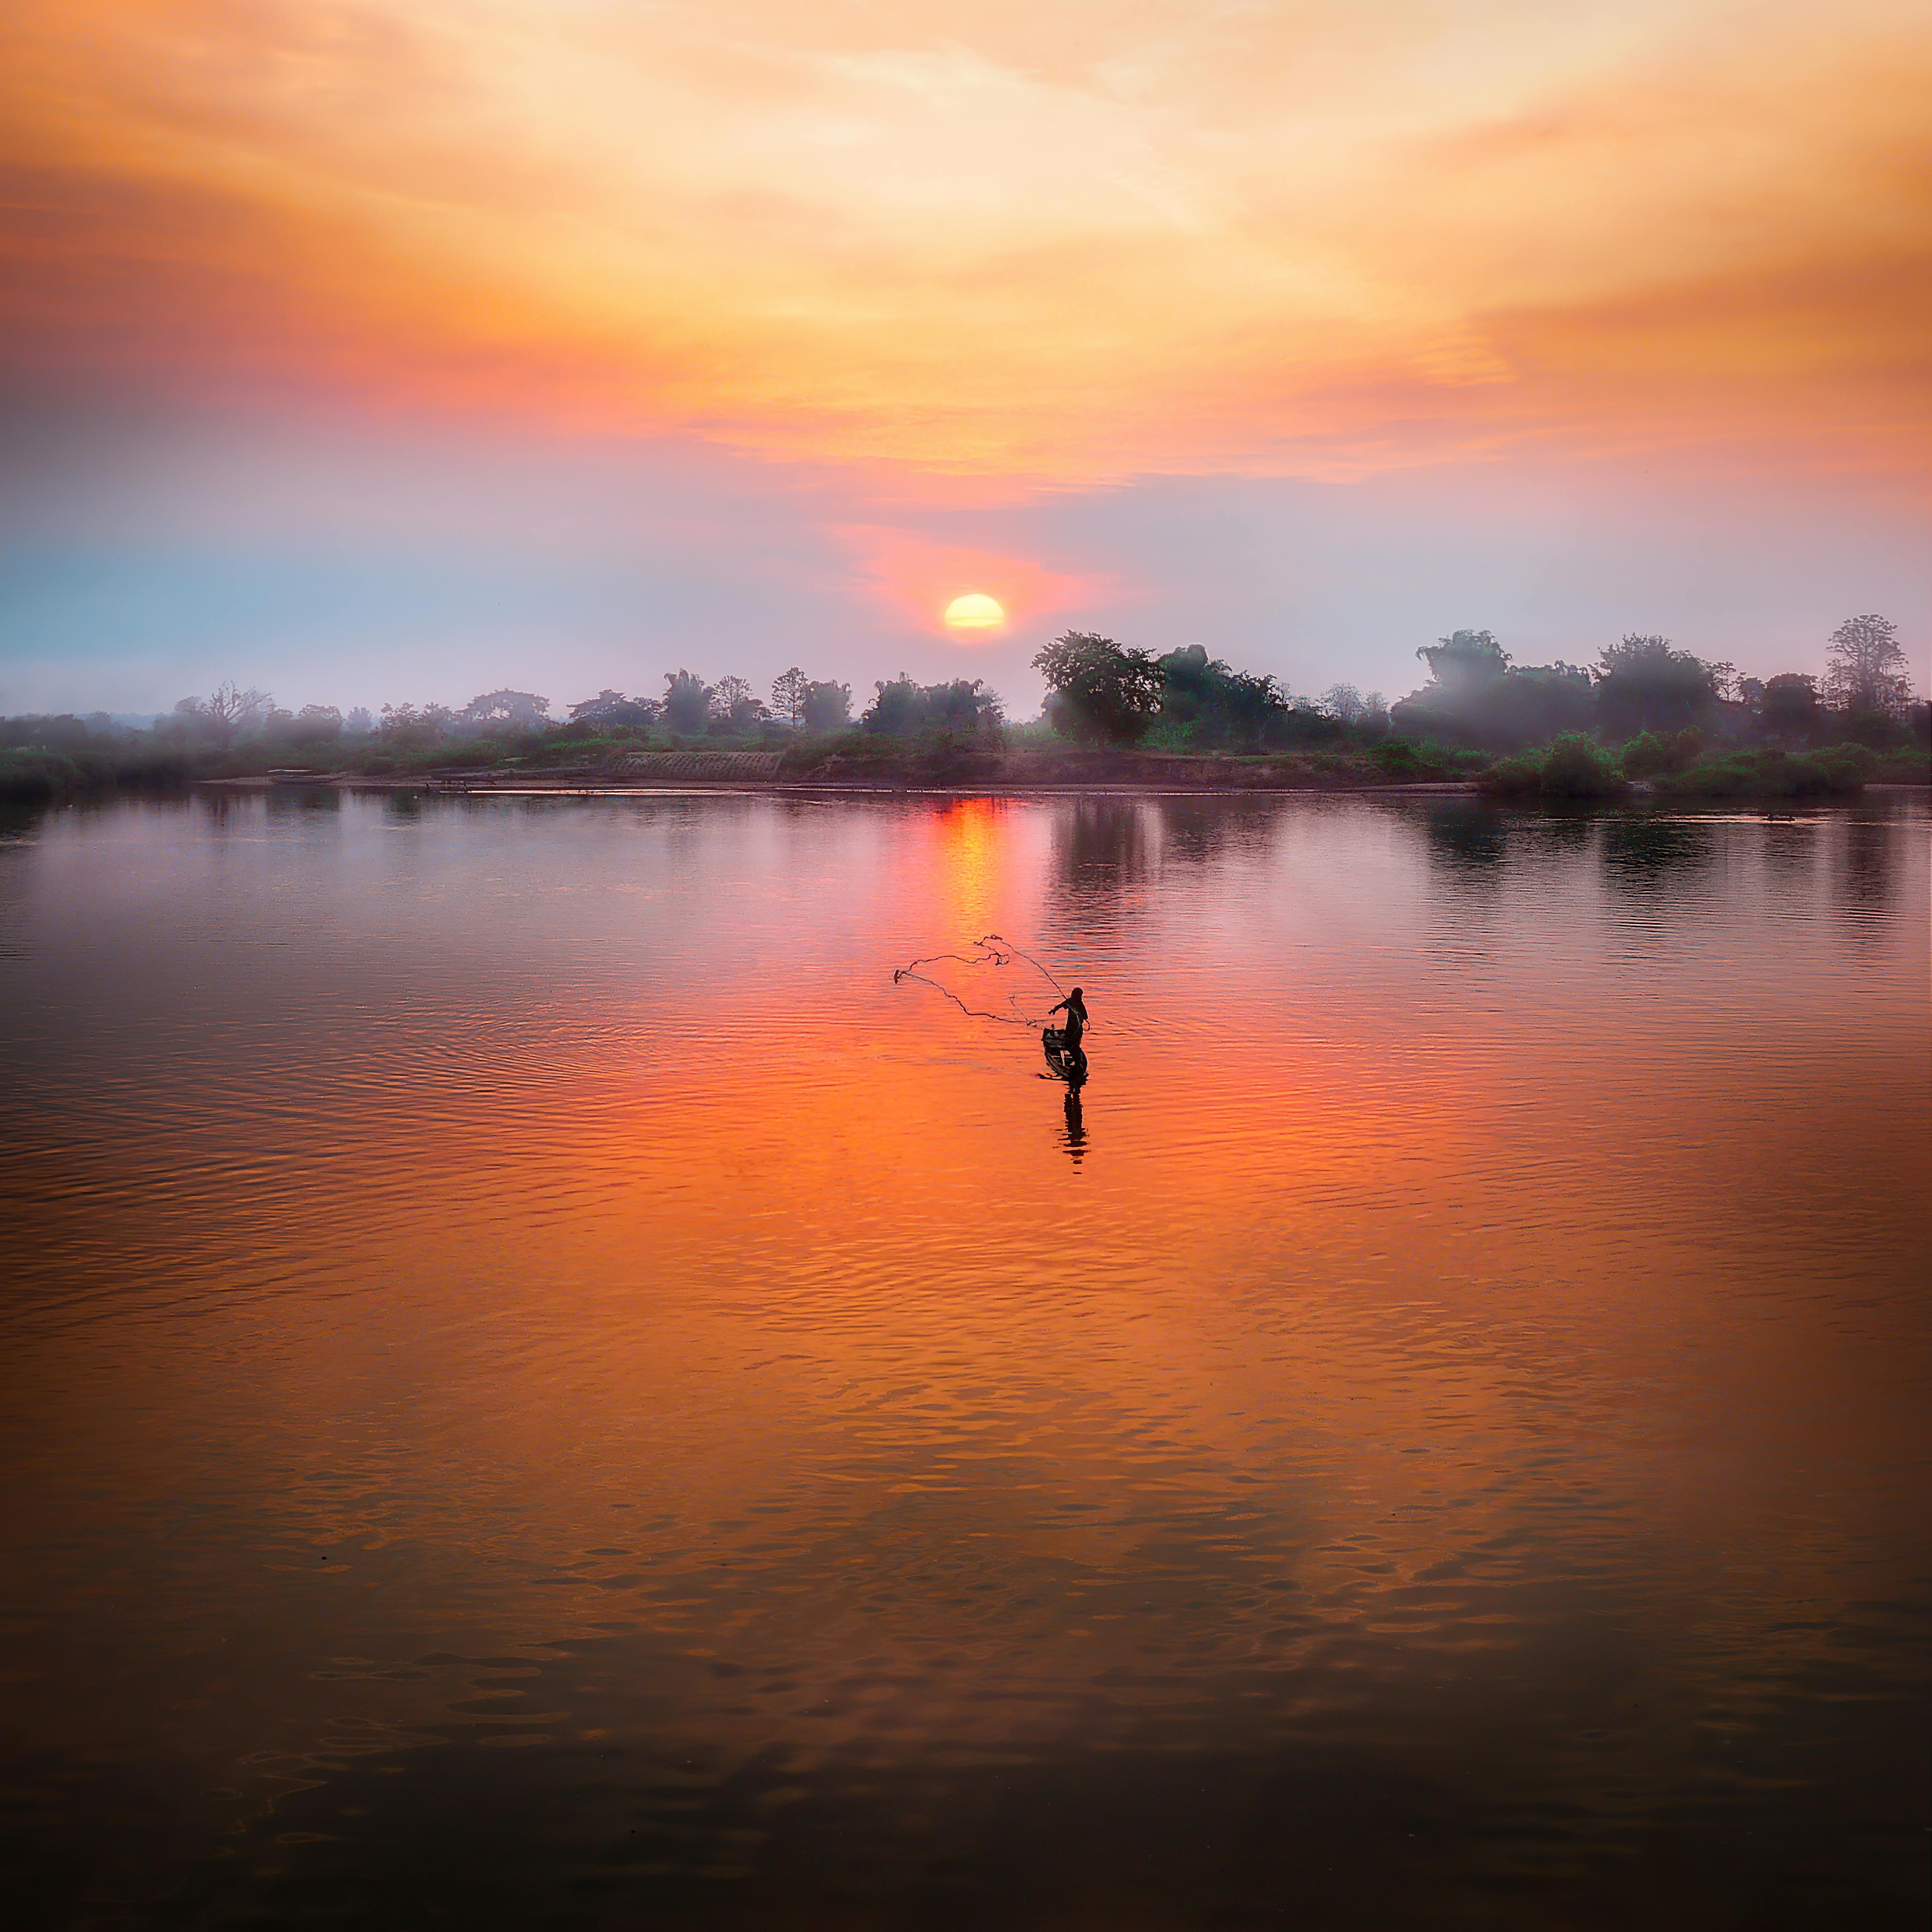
[2,0,1926,716]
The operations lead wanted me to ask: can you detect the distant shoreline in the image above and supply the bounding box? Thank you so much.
[195,774,1487,798]
[188,774,1930,801]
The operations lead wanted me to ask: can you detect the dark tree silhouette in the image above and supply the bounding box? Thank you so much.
[1155,645,1290,749]
[175,682,274,749]
[569,689,658,727]
[1759,673,1823,745]
[862,676,1002,735]
[1033,632,1163,744]
[460,690,550,727]
[1592,636,1720,738]
[771,667,810,728]
[1416,629,1510,686]
[1390,633,1590,750]
[1824,615,1913,717]
[662,670,713,733]
[802,679,852,730]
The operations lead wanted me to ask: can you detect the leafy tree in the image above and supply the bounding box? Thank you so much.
[1592,635,1720,738]
[662,669,713,733]
[569,689,658,728]
[3,713,92,751]
[771,667,811,729]
[864,676,924,735]
[1758,673,1823,745]
[861,676,1002,736]
[1824,614,1913,718]
[928,678,1002,730]
[460,690,550,728]
[1503,663,1596,740]
[378,702,454,750]
[706,676,769,731]
[1390,632,1591,750]
[1035,632,1164,745]
[802,679,852,730]
[268,704,342,750]
[1416,630,1510,687]
[343,707,375,736]
[1154,645,1290,747]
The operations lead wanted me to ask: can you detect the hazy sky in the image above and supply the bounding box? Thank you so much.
[3,0,1926,716]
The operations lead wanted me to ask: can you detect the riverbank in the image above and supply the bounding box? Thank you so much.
[11,735,1924,806]
[189,746,1486,795]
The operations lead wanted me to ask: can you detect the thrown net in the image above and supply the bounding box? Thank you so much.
[892,933,1070,1028]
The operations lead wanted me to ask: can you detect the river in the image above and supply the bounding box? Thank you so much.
[3,788,1927,1928]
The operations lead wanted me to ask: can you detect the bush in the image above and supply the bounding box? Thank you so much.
[1477,734,1629,801]
[0,744,196,801]
[1870,744,1932,784]
[0,751,70,802]
[1370,738,1432,778]
[1540,735,1629,798]
[1619,728,1701,779]
[1652,746,1868,800]
[1375,736,1496,782]
[1479,752,1542,798]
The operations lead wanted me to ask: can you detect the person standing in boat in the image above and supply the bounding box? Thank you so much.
[1045,986,1089,1081]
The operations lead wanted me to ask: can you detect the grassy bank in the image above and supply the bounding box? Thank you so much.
[6,716,1925,805]
[773,732,1486,788]
[1651,745,1872,800]
[1480,733,1927,803]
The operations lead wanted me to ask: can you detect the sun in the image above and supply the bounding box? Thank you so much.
[943,592,1006,632]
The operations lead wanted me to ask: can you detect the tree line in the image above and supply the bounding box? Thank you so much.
[2,614,1921,778]
[1024,615,1923,755]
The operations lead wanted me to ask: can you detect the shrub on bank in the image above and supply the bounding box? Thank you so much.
[1479,734,1629,800]
[1869,745,1932,784]
[1618,728,1702,778]
[1652,745,1869,800]
[0,751,73,801]
[0,745,197,801]
[1369,737,1485,781]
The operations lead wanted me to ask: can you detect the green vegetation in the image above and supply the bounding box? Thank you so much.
[1480,734,1630,801]
[1617,728,1703,779]
[0,742,196,803]
[1651,746,1871,801]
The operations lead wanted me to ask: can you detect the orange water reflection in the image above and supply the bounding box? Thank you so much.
[2,791,1927,1927]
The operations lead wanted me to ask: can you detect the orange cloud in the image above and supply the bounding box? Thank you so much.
[0,0,1925,493]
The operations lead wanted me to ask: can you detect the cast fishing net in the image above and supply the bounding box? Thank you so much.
[892,933,1070,1028]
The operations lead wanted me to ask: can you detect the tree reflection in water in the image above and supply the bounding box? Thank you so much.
[1836,815,1897,927]
[1054,799,1152,908]
[1600,815,1716,894]
[1424,802,1510,878]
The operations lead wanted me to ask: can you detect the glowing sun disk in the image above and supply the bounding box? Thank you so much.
[944,593,1005,630]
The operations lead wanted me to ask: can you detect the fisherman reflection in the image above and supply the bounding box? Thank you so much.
[1062,1087,1088,1162]
[1043,986,1089,1084]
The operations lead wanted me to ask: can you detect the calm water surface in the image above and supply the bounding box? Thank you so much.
[3,789,1928,1930]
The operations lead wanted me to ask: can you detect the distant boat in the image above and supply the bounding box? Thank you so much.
[266,769,346,787]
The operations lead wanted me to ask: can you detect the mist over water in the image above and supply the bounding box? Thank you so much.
[3,790,1928,1929]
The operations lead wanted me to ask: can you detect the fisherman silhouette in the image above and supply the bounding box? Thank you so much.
[1043,986,1089,1084]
